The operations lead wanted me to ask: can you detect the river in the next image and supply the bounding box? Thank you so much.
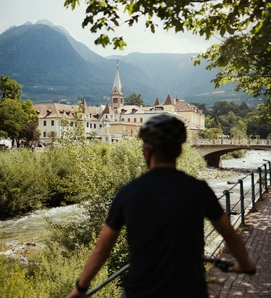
[1,149,271,246]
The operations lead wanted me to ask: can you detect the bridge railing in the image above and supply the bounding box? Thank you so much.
[204,160,271,258]
[189,138,271,146]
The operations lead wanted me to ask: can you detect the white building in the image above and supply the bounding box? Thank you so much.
[33,63,205,145]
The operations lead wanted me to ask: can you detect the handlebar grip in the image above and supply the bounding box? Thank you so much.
[243,268,256,275]
[214,259,234,272]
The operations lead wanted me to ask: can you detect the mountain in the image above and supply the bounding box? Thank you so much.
[0,22,156,105]
[0,21,260,108]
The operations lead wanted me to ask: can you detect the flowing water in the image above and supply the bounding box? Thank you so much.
[207,150,271,195]
[1,149,271,246]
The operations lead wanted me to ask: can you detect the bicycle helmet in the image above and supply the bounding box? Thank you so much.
[139,114,187,146]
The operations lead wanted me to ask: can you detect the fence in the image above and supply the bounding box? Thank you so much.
[204,159,271,258]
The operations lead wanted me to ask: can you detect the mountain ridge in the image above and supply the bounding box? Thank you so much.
[0,21,259,108]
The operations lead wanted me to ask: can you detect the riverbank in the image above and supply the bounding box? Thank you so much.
[1,150,270,258]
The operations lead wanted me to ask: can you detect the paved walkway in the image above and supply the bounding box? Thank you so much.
[207,188,271,298]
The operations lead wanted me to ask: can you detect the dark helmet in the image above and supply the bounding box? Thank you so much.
[139,114,187,146]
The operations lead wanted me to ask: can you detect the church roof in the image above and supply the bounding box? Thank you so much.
[163,94,174,105]
[112,62,123,94]
[153,97,161,106]
[101,103,114,116]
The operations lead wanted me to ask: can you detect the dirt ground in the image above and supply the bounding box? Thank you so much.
[206,196,268,298]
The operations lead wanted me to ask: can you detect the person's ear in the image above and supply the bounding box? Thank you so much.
[143,144,152,160]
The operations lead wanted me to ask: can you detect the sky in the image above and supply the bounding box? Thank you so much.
[0,0,218,57]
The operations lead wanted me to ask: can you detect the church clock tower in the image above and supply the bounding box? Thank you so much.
[111,61,124,109]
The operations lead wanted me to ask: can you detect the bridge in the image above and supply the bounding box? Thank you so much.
[190,138,271,168]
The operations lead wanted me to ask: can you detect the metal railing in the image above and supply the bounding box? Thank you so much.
[204,159,270,258]
[189,138,271,146]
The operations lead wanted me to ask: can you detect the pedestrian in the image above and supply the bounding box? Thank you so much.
[66,114,255,298]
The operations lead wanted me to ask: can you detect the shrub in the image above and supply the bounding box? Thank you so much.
[0,149,49,219]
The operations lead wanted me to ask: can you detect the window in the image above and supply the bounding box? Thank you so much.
[140,118,143,123]
[94,124,96,129]
[90,123,92,128]
[122,118,124,121]
[43,132,46,137]
[43,120,46,126]
[51,120,54,126]
[87,123,89,128]
[134,118,136,123]
[128,118,130,122]
[113,98,118,103]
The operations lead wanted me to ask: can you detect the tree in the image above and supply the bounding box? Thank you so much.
[0,76,22,101]
[191,1,271,113]
[0,99,26,146]
[65,0,271,113]
[0,77,39,146]
[245,107,271,139]
[230,120,247,139]
[219,111,241,136]
[210,101,239,117]
[125,92,145,106]
[199,127,222,139]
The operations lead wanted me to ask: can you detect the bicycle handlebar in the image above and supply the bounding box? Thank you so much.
[202,256,234,272]
[203,257,256,275]
[86,264,130,297]
[86,256,255,296]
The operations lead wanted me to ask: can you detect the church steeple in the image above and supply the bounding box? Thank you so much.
[111,61,124,109]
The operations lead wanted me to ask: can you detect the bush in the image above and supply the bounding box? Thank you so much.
[0,149,49,219]
[177,143,207,178]
[0,242,121,298]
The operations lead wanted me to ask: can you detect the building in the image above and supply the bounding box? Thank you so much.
[33,63,205,145]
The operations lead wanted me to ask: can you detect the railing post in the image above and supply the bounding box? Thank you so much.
[258,167,263,201]
[223,190,231,218]
[263,159,271,186]
[250,172,257,212]
[238,179,245,227]
[263,163,268,193]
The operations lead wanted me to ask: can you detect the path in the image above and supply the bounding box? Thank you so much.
[207,188,271,297]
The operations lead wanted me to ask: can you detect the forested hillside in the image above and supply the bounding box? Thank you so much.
[0,21,260,107]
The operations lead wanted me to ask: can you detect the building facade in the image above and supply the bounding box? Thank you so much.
[33,64,205,145]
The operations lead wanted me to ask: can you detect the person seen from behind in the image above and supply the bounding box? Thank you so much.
[66,114,256,298]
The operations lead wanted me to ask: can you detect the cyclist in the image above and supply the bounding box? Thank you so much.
[66,114,255,298]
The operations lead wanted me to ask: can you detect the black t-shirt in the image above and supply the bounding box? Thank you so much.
[106,168,224,298]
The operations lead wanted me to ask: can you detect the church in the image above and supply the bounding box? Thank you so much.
[33,63,205,145]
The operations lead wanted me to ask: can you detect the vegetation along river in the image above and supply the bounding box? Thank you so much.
[1,149,271,246]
